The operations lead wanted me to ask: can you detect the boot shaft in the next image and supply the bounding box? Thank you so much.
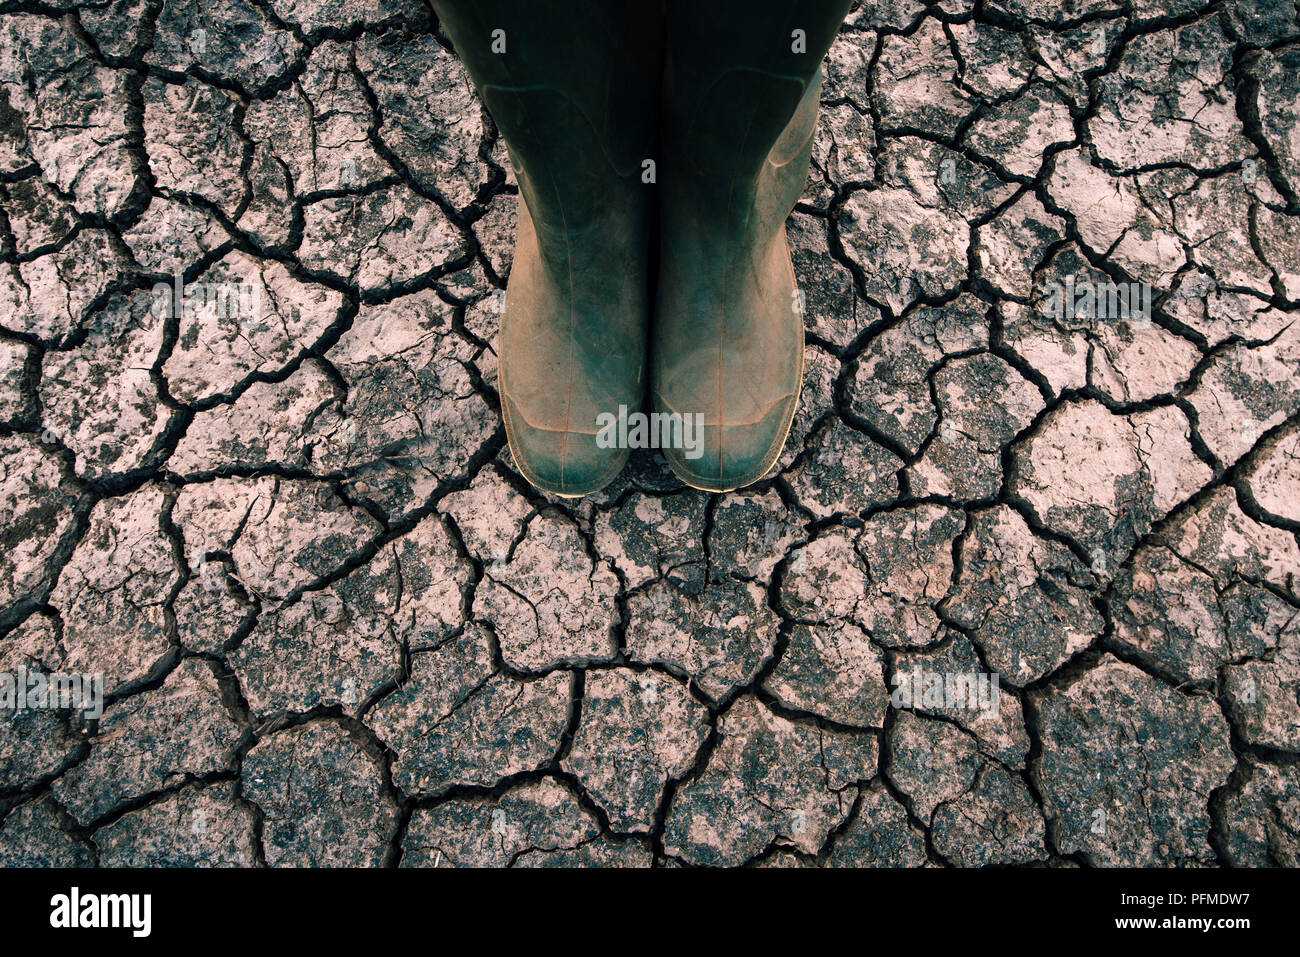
[659,0,850,246]
[432,0,663,248]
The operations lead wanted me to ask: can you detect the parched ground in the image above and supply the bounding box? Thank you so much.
[1,0,1298,868]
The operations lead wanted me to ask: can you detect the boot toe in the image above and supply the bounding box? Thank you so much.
[501,394,629,496]
[661,395,798,492]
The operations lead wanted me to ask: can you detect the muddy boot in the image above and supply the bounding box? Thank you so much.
[652,0,851,491]
[432,0,663,495]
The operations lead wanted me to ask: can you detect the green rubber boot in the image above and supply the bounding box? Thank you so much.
[431,1,662,496]
[653,1,851,492]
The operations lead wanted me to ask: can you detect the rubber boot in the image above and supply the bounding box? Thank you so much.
[431,1,663,496]
[653,0,852,492]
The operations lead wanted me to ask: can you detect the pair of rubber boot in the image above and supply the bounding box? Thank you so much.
[432,0,852,495]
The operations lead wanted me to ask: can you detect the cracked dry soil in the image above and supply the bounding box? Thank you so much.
[1,0,1299,869]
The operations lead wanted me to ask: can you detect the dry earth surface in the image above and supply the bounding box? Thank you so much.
[1,0,1299,867]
